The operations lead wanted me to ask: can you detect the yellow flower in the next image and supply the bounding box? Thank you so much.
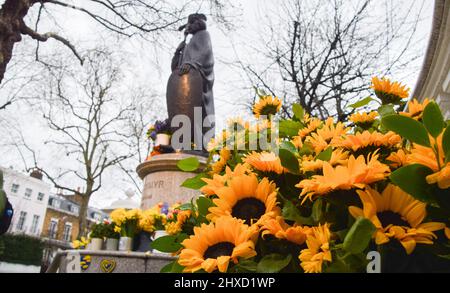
[426,163,450,189]
[349,111,378,125]
[298,117,322,139]
[261,216,310,245]
[227,116,248,131]
[349,184,445,254]
[139,209,157,233]
[243,151,286,174]
[201,164,252,196]
[400,98,430,120]
[166,210,192,235]
[253,95,282,118]
[306,117,349,153]
[386,149,408,169]
[332,131,401,154]
[114,226,121,233]
[72,237,90,249]
[299,223,332,273]
[110,208,127,226]
[207,173,279,225]
[178,217,258,273]
[166,222,182,235]
[210,148,231,175]
[301,149,349,173]
[371,77,410,104]
[297,153,390,203]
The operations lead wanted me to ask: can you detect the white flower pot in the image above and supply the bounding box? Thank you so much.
[105,238,119,251]
[152,230,170,255]
[90,238,103,251]
[155,134,170,146]
[119,236,133,251]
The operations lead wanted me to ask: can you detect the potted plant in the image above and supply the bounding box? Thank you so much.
[89,223,105,251]
[104,221,120,251]
[110,208,141,251]
[135,204,168,252]
[147,119,172,147]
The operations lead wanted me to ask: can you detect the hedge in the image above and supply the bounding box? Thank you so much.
[0,234,44,266]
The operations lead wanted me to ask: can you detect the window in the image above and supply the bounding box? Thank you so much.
[11,184,19,194]
[16,211,27,231]
[24,188,32,199]
[49,219,58,239]
[37,192,45,201]
[49,198,60,209]
[30,215,40,234]
[62,223,72,242]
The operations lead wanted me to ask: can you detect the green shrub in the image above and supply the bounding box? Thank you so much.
[0,234,44,266]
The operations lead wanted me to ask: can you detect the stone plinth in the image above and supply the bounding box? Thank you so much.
[51,250,175,273]
[136,153,207,209]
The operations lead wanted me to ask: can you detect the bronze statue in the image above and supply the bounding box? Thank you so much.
[166,13,215,155]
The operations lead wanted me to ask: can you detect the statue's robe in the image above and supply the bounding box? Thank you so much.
[167,29,215,153]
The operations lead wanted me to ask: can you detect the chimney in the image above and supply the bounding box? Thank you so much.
[30,169,43,180]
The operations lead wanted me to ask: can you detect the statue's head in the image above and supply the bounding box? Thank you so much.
[181,13,207,35]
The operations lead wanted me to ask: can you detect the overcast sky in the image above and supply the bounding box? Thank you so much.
[0,0,434,208]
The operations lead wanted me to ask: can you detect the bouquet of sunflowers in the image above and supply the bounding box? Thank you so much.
[150,77,450,273]
[110,208,142,238]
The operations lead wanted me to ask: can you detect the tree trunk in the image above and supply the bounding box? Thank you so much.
[77,192,91,238]
[0,0,33,84]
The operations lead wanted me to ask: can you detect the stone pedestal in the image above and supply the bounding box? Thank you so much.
[136,153,207,209]
[51,250,175,273]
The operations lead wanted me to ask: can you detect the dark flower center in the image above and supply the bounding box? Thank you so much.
[377,211,409,227]
[231,197,266,225]
[204,242,235,259]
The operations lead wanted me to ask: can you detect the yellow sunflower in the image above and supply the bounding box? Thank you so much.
[253,95,282,118]
[301,149,349,173]
[299,223,332,273]
[298,117,322,138]
[207,173,279,225]
[297,153,390,203]
[306,117,350,153]
[349,185,445,254]
[261,216,310,245]
[331,131,401,154]
[201,164,252,196]
[386,149,408,169]
[178,217,258,273]
[400,98,430,120]
[371,77,410,104]
[243,151,287,174]
[210,148,231,175]
[349,111,378,127]
[166,210,192,235]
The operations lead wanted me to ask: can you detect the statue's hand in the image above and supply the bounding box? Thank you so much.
[178,63,191,75]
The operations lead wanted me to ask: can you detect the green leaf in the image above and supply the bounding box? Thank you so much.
[292,103,304,121]
[229,259,257,273]
[423,102,445,138]
[377,104,396,117]
[343,218,376,254]
[181,173,207,190]
[279,149,300,174]
[282,199,314,225]
[256,253,292,273]
[196,196,214,217]
[390,164,436,204]
[279,119,303,138]
[316,147,333,161]
[177,157,200,172]
[311,198,324,223]
[150,234,188,253]
[442,125,450,162]
[280,140,297,153]
[177,203,194,211]
[349,97,374,109]
[382,114,430,147]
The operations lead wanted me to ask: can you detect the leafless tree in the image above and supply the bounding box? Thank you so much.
[22,49,146,237]
[238,0,426,120]
[0,0,234,85]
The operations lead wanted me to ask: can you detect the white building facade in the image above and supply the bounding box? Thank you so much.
[0,167,51,237]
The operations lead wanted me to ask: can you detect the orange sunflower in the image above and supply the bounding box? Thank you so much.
[207,173,279,225]
[253,95,282,118]
[331,130,401,155]
[400,98,430,120]
[243,151,287,174]
[306,117,350,153]
[201,164,252,196]
[386,149,408,169]
[210,148,231,175]
[299,223,332,273]
[178,217,258,273]
[371,77,410,104]
[261,216,310,245]
[349,184,445,254]
[349,111,378,127]
[301,149,349,173]
[297,153,390,203]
